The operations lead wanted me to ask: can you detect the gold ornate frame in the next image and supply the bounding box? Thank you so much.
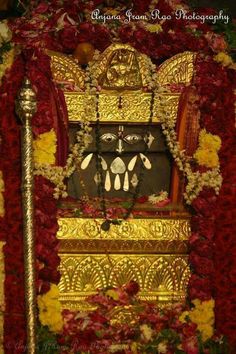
[48,45,197,309]
[16,45,197,351]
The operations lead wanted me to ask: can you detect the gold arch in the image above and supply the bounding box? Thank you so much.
[156,51,197,86]
[48,46,197,123]
[47,50,85,90]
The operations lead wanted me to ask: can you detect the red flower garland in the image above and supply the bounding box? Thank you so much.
[0,57,26,353]
[194,55,236,349]
[26,50,64,294]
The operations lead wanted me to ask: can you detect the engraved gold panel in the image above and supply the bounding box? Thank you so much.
[48,50,85,89]
[57,218,190,241]
[54,47,195,311]
[58,254,190,310]
[64,91,180,123]
[90,43,152,89]
[156,51,196,86]
[59,239,188,254]
[64,92,97,121]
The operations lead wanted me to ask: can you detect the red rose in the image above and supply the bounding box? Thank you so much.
[58,26,79,52]
[190,239,212,258]
[137,195,148,203]
[132,0,151,14]
[182,336,198,354]
[119,26,134,43]
[182,322,198,338]
[123,280,140,296]
[191,216,214,240]
[188,274,212,301]
[39,267,61,283]
[189,254,214,276]
[34,2,49,14]
[91,25,111,51]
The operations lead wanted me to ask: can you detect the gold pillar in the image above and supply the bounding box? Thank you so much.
[16,78,37,354]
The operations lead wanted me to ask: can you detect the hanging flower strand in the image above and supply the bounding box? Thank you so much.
[156,89,222,204]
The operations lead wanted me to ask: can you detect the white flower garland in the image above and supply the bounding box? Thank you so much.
[156,89,222,204]
[34,120,92,199]
[35,48,222,204]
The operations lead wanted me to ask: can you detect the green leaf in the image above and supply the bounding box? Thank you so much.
[36,325,59,354]
[121,201,133,209]
[74,209,82,217]
[95,330,103,338]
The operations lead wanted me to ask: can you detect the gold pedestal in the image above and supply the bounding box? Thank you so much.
[57,218,190,309]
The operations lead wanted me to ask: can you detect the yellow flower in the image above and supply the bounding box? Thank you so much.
[106,289,119,301]
[131,342,138,354]
[192,298,215,310]
[197,323,214,342]
[140,324,153,342]
[198,129,221,151]
[0,171,4,218]
[0,48,15,83]
[0,20,12,44]
[157,342,167,353]
[194,129,221,168]
[214,52,233,67]
[179,310,190,323]
[194,149,219,168]
[105,9,119,16]
[33,129,57,165]
[145,23,163,33]
[189,299,215,342]
[37,284,63,333]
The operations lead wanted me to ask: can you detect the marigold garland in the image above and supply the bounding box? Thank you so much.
[179,299,215,342]
[194,129,221,168]
[33,129,57,165]
[37,283,63,333]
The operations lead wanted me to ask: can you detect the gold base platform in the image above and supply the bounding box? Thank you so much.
[57,218,190,309]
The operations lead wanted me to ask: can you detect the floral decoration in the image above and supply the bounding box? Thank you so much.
[37,283,63,333]
[53,281,228,354]
[194,54,236,349]
[179,298,215,342]
[214,51,234,67]
[193,129,221,168]
[148,191,170,206]
[33,129,57,165]
[157,89,222,204]
[0,171,5,218]
[0,56,26,353]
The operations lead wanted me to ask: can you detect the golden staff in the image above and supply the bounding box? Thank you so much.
[16,77,37,354]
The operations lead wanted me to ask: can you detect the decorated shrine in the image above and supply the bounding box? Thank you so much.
[0,0,235,353]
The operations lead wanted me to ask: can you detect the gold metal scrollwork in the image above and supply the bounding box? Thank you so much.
[16,78,37,354]
[53,45,197,310]
[48,50,85,89]
[58,254,190,310]
[49,45,196,123]
[156,51,196,86]
[57,218,191,241]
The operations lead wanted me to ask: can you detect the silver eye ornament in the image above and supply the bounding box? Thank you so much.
[123,134,142,144]
[100,133,118,143]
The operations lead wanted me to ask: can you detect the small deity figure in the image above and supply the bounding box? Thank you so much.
[99,49,142,89]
